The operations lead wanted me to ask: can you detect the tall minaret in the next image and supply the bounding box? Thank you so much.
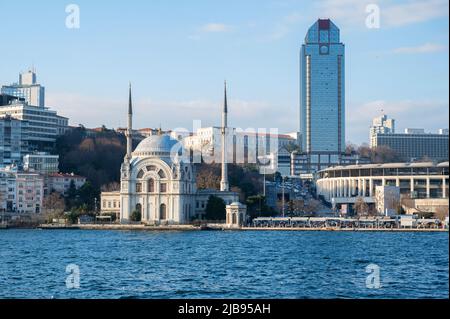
[220,81,229,192]
[126,83,133,161]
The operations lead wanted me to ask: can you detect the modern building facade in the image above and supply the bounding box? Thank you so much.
[1,70,45,107]
[371,130,449,161]
[23,152,59,174]
[296,19,347,175]
[316,162,449,214]
[0,102,68,149]
[1,70,69,151]
[300,19,345,155]
[0,115,29,166]
[291,152,369,178]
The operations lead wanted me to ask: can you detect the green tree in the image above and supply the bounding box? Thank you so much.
[130,210,142,222]
[205,195,226,221]
[246,195,275,218]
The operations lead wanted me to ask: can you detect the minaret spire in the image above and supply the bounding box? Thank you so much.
[126,83,133,161]
[220,80,229,192]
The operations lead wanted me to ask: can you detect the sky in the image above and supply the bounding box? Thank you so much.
[1,0,448,145]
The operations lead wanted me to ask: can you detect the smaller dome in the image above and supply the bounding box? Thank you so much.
[229,202,246,208]
[133,134,180,157]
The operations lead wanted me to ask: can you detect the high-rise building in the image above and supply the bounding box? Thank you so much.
[370,114,395,147]
[1,70,45,107]
[0,70,69,151]
[300,18,345,154]
[293,19,351,175]
[0,115,30,166]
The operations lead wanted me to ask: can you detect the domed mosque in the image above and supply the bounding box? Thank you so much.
[101,84,242,225]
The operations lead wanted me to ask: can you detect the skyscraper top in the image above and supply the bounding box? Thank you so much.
[19,70,38,86]
[304,19,340,44]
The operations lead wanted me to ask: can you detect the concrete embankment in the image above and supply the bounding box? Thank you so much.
[241,227,448,232]
[35,224,449,232]
[38,224,205,231]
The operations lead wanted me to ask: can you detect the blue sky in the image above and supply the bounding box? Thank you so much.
[1,0,448,144]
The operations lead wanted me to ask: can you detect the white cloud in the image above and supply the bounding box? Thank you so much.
[392,43,447,54]
[200,23,233,33]
[383,0,448,27]
[316,0,448,29]
[188,23,234,40]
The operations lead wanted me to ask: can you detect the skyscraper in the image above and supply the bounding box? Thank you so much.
[293,19,354,175]
[300,19,345,154]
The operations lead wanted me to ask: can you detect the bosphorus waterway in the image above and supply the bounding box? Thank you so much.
[0,229,448,299]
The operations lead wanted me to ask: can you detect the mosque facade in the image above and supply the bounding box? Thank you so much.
[100,84,239,225]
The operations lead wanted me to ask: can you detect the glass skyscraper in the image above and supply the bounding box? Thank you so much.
[300,19,345,154]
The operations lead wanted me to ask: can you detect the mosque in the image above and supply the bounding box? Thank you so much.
[100,84,244,225]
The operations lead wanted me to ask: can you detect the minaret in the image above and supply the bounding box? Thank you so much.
[220,81,229,192]
[126,83,133,161]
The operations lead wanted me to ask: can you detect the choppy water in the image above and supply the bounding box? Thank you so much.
[0,229,448,299]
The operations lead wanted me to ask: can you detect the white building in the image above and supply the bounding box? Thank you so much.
[15,172,44,214]
[0,102,68,147]
[1,70,45,107]
[316,162,449,215]
[375,185,400,216]
[404,128,425,135]
[44,173,86,196]
[23,152,59,174]
[0,167,17,212]
[370,114,395,147]
[1,70,69,150]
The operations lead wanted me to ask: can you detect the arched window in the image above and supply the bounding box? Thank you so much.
[147,178,155,193]
[160,183,167,193]
[137,170,145,179]
[160,204,167,220]
[158,170,166,179]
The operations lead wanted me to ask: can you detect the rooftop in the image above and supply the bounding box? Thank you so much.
[320,161,449,172]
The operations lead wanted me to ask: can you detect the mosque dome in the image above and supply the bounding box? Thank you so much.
[132,134,180,157]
